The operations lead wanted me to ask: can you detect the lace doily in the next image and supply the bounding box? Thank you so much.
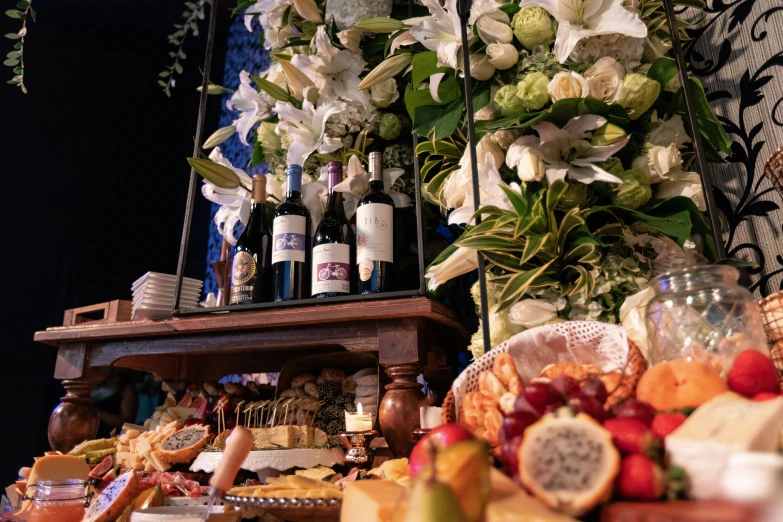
[451,322,631,414]
[190,448,345,473]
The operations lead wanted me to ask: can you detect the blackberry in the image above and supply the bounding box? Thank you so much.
[336,392,356,407]
[325,418,346,436]
[317,404,343,423]
[343,402,357,414]
[316,381,341,402]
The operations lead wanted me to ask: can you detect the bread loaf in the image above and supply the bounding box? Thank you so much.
[355,374,378,386]
[342,376,357,394]
[280,387,304,398]
[291,373,316,387]
[355,395,377,406]
[355,384,376,397]
[353,368,376,380]
[304,382,319,398]
[321,367,346,382]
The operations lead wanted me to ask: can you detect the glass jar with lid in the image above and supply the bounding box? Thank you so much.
[645,265,768,375]
[24,479,91,522]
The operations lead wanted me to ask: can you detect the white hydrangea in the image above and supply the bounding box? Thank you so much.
[569,34,645,71]
[325,0,393,30]
[325,99,379,137]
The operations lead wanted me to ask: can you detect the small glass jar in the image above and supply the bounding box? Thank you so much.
[25,480,91,522]
[645,265,768,375]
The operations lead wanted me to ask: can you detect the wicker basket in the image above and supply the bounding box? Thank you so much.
[442,322,647,425]
[758,290,783,387]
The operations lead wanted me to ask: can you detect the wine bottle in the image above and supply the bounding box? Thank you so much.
[273,164,311,301]
[312,161,352,298]
[357,151,395,294]
[230,174,272,305]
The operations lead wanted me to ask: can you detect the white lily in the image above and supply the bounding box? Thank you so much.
[226,70,273,146]
[518,0,647,63]
[506,115,628,185]
[448,152,516,226]
[333,155,411,217]
[469,0,505,25]
[203,148,252,245]
[406,0,469,70]
[275,87,345,165]
[243,0,294,49]
[291,26,371,109]
[426,246,479,291]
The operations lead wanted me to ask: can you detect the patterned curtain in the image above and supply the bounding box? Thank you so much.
[689,0,783,297]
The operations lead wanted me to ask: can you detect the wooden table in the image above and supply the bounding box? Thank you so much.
[34,297,470,458]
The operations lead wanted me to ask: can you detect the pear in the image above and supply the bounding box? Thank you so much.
[427,440,491,522]
[400,476,469,522]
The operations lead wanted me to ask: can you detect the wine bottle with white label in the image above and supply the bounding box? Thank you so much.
[273,164,311,301]
[312,161,351,298]
[357,151,394,294]
[230,174,272,305]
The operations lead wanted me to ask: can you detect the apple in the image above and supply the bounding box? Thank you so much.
[409,424,475,477]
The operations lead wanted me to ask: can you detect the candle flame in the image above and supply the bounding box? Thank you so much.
[357,402,363,414]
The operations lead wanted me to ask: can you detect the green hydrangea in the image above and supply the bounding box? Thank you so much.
[494,84,526,117]
[611,168,651,209]
[599,157,624,176]
[379,113,402,140]
[512,7,557,50]
[516,72,550,111]
[557,182,591,210]
[618,73,661,120]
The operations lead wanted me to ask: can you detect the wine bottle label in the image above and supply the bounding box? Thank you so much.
[356,203,394,266]
[230,251,256,304]
[312,243,350,295]
[272,215,306,264]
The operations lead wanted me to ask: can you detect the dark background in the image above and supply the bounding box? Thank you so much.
[0,1,227,482]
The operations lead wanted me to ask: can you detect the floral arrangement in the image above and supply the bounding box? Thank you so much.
[188,0,732,359]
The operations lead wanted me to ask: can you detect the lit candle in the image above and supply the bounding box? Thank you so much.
[345,402,373,432]
[420,406,443,429]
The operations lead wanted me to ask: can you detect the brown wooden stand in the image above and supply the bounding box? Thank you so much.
[35,297,469,456]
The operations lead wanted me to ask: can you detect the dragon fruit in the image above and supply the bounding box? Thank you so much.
[158,424,211,464]
[84,470,138,522]
[518,409,619,516]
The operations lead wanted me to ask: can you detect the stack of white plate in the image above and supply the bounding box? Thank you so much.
[132,272,203,320]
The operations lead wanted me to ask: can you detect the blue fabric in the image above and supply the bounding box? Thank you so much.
[204,15,270,295]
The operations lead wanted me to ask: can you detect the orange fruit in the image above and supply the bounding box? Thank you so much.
[636,359,727,411]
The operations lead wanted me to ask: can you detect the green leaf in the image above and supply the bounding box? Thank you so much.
[412,51,448,89]
[646,57,678,91]
[173,62,184,74]
[251,141,264,168]
[564,243,601,266]
[251,74,294,102]
[556,208,586,255]
[498,184,528,216]
[3,58,19,66]
[519,234,549,264]
[16,1,29,8]
[482,251,526,272]
[7,50,21,59]
[13,66,21,74]
[159,70,171,77]
[14,42,22,49]
[472,81,491,114]
[432,140,462,158]
[405,75,460,119]
[495,260,555,312]
[5,33,21,39]
[5,9,22,19]
[456,235,525,251]
[188,158,247,190]
[28,7,35,21]
[684,77,732,156]
[178,50,187,59]
[499,3,520,16]
[413,97,465,139]
[157,80,169,87]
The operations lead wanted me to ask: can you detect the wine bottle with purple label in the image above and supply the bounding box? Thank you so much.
[312,161,352,298]
[357,151,395,294]
[273,164,311,301]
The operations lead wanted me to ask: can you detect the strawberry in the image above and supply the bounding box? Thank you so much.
[603,418,653,455]
[727,350,780,398]
[615,454,667,501]
[650,413,687,439]
[752,391,780,401]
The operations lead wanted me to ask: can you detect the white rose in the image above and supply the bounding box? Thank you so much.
[584,57,625,103]
[474,101,500,121]
[508,299,558,328]
[655,170,705,211]
[632,143,682,183]
[548,71,589,102]
[620,287,654,360]
[476,14,514,45]
[506,135,546,182]
[337,28,361,53]
[368,78,399,109]
[443,134,504,208]
[486,43,519,70]
[648,114,691,149]
[470,52,496,81]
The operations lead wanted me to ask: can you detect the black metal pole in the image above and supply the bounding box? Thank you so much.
[661,0,726,260]
[457,0,491,354]
[173,0,220,315]
[410,0,427,295]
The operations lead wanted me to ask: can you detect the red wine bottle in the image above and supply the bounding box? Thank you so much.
[312,161,352,298]
[230,175,272,305]
[272,164,311,301]
[357,151,394,294]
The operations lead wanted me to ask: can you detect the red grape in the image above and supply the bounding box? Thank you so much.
[551,375,580,397]
[501,435,523,475]
[542,402,562,415]
[523,381,562,411]
[514,395,544,417]
[580,377,608,405]
[568,394,607,421]
[499,411,538,444]
[612,399,655,427]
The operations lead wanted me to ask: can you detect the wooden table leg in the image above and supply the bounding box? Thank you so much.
[378,318,425,458]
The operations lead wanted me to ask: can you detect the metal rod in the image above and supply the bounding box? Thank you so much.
[661,0,726,260]
[410,0,427,295]
[458,0,491,354]
[173,0,220,315]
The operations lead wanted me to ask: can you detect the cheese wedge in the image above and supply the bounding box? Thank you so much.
[341,480,405,522]
[19,455,91,512]
[485,469,577,522]
[666,392,783,499]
